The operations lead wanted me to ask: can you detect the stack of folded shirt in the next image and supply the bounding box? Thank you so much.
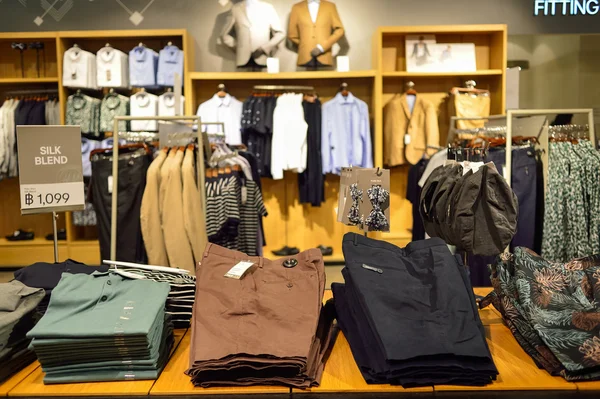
[105,262,196,328]
[0,281,45,383]
[187,243,337,388]
[27,271,173,384]
[13,259,108,314]
[333,233,498,387]
[483,248,600,381]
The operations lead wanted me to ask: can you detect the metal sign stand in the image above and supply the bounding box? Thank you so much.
[52,211,59,262]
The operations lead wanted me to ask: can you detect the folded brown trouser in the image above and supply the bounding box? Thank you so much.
[186,243,337,388]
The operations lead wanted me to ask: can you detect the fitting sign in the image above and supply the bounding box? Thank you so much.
[534,0,600,15]
[17,125,85,215]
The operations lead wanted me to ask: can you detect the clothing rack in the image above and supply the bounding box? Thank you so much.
[4,88,58,96]
[253,85,315,91]
[110,115,204,261]
[506,108,596,191]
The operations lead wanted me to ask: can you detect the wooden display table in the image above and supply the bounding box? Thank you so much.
[150,332,289,395]
[0,362,39,396]
[8,330,186,397]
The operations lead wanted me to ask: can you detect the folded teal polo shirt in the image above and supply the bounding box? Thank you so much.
[27,272,170,339]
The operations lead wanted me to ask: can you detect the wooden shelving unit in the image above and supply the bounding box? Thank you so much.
[0,29,194,267]
[373,24,507,246]
[189,70,378,260]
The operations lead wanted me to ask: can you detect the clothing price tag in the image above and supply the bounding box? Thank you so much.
[224,261,255,279]
[106,69,112,82]
[17,126,85,215]
[108,176,113,194]
[404,134,411,145]
[218,0,230,6]
[241,186,248,205]
[267,58,280,74]
[336,56,350,72]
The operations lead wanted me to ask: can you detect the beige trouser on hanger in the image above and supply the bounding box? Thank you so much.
[140,150,169,266]
[182,149,208,268]
[452,94,491,129]
[161,149,195,272]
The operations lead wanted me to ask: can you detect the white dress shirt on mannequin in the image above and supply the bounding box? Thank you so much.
[308,0,324,52]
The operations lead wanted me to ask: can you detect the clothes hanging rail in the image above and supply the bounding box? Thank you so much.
[110,115,203,261]
[4,88,59,96]
[253,85,315,91]
[505,108,596,190]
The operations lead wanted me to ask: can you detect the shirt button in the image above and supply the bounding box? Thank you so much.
[100,295,108,302]
[107,280,112,285]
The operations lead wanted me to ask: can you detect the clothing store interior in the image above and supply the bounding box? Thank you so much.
[2,0,600,397]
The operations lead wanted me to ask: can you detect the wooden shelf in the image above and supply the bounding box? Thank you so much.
[379,24,507,35]
[0,77,59,84]
[382,69,503,78]
[189,70,377,81]
[0,238,66,247]
[58,29,188,39]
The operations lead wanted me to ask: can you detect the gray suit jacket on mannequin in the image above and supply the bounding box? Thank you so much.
[219,0,285,67]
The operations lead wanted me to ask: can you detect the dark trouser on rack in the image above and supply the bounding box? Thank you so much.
[90,148,150,263]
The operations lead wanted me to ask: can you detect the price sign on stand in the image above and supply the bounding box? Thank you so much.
[17,126,85,215]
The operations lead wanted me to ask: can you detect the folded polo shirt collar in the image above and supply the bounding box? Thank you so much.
[99,47,116,63]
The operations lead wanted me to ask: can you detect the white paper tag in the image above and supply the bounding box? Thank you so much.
[108,176,113,194]
[336,56,350,72]
[241,186,248,205]
[404,134,411,145]
[218,0,230,6]
[224,261,255,279]
[267,57,280,74]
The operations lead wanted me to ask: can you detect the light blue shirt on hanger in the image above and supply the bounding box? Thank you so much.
[322,92,373,174]
[157,45,184,87]
[129,46,159,88]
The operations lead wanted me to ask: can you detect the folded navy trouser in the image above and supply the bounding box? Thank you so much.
[333,233,498,387]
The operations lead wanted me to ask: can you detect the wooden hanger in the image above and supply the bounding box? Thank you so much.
[217,83,227,98]
[340,82,349,97]
[406,81,417,95]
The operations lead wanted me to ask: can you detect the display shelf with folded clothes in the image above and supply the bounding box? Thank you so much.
[187,243,337,388]
[26,271,173,384]
[0,281,45,384]
[332,233,498,387]
[482,248,600,382]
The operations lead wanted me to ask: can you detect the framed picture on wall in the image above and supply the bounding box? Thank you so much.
[405,35,436,72]
[433,43,477,72]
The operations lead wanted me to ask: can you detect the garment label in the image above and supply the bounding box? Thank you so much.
[241,186,247,205]
[224,261,255,279]
[108,176,113,194]
[404,134,411,145]
[336,56,350,72]
[267,58,280,74]
[362,264,383,274]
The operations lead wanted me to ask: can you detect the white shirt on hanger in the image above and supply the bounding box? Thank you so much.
[63,47,97,89]
[96,46,129,88]
[271,93,308,180]
[196,93,243,145]
[130,92,158,131]
[158,93,185,117]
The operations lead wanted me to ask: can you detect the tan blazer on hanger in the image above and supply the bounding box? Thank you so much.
[383,93,440,166]
[161,149,195,272]
[219,0,285,67]
[288,0,344,66]
[182,149,207,268]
